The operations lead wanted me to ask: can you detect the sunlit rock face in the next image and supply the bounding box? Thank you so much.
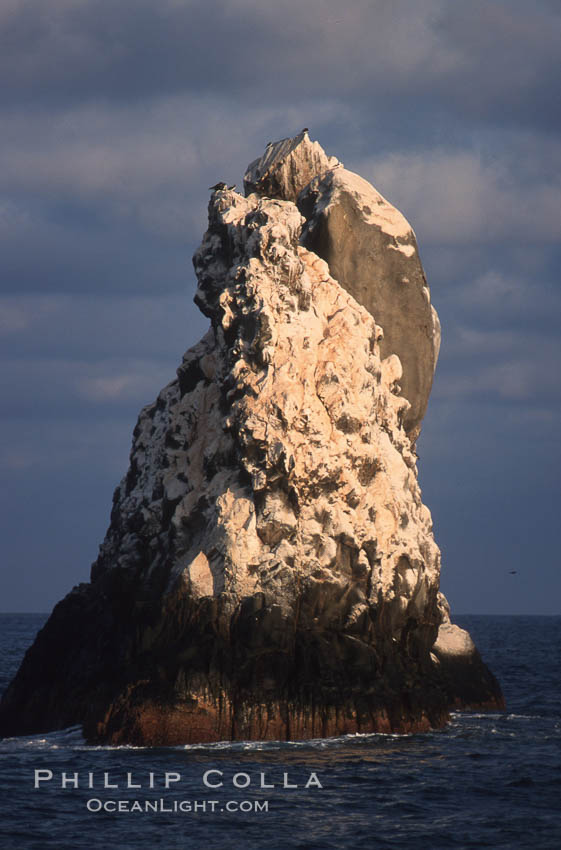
[245,132,440,444]
[0,135,503,746]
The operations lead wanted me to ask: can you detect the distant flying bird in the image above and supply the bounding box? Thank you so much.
[209,182,227,191]
[509,570,518,575]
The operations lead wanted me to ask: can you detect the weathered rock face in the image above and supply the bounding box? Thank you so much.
[244,133,440,443]
[0,135,503,745]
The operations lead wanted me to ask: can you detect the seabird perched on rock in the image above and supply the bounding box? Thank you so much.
[209,182,227,191]
[227,184,237,190]
[301,127,309,134]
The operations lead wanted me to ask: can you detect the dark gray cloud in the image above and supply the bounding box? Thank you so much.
[431,2,561,127]
[1,0,559,136]
[0,205,197,295]
[0,293,207,360]
[0,0,560,615]
[0,1,448,103]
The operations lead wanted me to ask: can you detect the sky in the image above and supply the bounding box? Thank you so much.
[1,0,560,615]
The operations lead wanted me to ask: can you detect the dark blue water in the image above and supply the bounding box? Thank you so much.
[1,614,560,849]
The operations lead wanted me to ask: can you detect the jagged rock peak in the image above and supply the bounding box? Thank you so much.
[243,130,341,202]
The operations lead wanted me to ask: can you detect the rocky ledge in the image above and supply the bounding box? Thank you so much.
[0,133,503,745]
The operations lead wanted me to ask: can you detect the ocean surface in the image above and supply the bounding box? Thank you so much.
[1,614,560,850]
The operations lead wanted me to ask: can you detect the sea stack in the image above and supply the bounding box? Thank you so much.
[0,134,504,745]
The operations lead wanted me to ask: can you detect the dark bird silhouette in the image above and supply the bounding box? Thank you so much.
[301,127,309,134]
[209,182,227,191]
[227,184,237,190]
[509,570,518,575]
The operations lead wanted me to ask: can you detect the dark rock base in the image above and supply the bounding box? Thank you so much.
[435,651,505,712]
[0,575,502,745]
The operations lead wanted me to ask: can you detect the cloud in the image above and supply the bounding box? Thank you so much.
[432,323,561,404]
[434,358,557,403]
[459,270,530,310]
[433,1,561,128]
[0,198,32,235]
[77,371,170,403]
[0,0,452,105]
[0,293,208,365]
[0,300,49,334]
[1,0,559,140]
[0,196,199,296]
[0,415,134,474]
[2,100,200,199]
[437,267,561,333]
[0,355,180,419]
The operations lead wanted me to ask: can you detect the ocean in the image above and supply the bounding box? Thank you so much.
[1,613,560,849]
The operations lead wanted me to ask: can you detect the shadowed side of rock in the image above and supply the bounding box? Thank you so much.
[298,170,440,444]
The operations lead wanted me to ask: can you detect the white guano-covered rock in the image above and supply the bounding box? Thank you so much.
[245,134,441,443]
[0,135,504,746]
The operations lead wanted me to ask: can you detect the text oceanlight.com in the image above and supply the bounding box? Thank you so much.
[86,798,269,813]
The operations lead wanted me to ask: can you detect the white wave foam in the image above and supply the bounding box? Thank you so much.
[0,725,85,752]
